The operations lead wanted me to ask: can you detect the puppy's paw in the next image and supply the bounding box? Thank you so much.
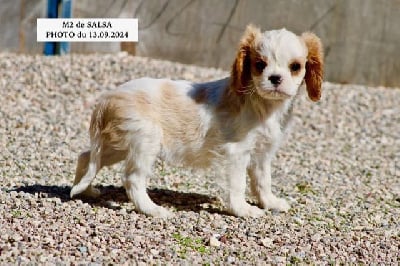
[229,203,265,218]
[70,185,82,198]
[143,206,174,219]
[262,196,290,212]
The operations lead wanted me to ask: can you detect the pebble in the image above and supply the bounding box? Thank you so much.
[260,237,273,248]
[78,246,88,253]
[150,249,159,256]
[226,256,235,263]
[209,235,221,247]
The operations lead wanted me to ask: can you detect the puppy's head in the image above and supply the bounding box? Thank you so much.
[231,25,324,101]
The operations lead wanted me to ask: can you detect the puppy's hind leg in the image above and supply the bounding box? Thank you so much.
[70,149,101,198]
[122,138,172,218]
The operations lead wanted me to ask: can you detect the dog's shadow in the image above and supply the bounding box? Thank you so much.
[11,185,228,215]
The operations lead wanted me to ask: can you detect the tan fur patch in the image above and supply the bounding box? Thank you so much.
[223,24,265,116]
[301,32,324,101]
[159,83,203,147]
[231,24,262,95]
[93,92,133,149]
[91,84,208,162]
[217,88,244,116]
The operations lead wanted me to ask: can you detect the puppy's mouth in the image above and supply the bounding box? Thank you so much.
[257,88,293,100]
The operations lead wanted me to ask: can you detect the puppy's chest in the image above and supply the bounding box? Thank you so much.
[253,118,285,151]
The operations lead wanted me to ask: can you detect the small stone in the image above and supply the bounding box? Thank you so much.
[106,201,120,209]
[53,198,62,205]
[219,235,227,244]
[150,249,159,256]
[226,256,235,263]
[12,234,23,242]
[78,246,88,253]
[274,256,286,263]
[311,234,321,242]
[209,235,220,247]
[293,217,304,225]
[260,237,273,248]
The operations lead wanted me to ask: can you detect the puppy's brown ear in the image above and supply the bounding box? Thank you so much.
[231,24,260,95]
[301,32,324,102]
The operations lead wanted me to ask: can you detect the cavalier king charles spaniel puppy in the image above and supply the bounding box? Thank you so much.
[70,24,323,218]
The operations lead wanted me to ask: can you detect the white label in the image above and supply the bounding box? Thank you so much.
[37,18,138,42]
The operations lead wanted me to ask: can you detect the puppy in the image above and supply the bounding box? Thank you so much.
[70,25,323,218]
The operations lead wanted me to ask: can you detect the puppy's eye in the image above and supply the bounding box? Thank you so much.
[255,61,267,72]
[290,62,301,72]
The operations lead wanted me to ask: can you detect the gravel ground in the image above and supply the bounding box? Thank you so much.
[0,53,399,264]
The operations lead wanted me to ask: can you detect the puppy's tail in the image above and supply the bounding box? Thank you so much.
[70,101,105,198]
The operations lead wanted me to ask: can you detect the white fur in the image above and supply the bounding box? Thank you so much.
[70,26,323,218]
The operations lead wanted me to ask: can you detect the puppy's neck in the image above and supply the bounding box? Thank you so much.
[218,78,288,122]
[207,78,290,142]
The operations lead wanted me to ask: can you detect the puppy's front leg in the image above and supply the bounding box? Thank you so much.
[225,154,264,218]
[248,157,290,212]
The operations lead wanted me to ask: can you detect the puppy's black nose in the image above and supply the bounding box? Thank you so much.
[268,75,282,86]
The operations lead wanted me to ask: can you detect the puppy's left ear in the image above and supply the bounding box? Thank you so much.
[301,32,324,102]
